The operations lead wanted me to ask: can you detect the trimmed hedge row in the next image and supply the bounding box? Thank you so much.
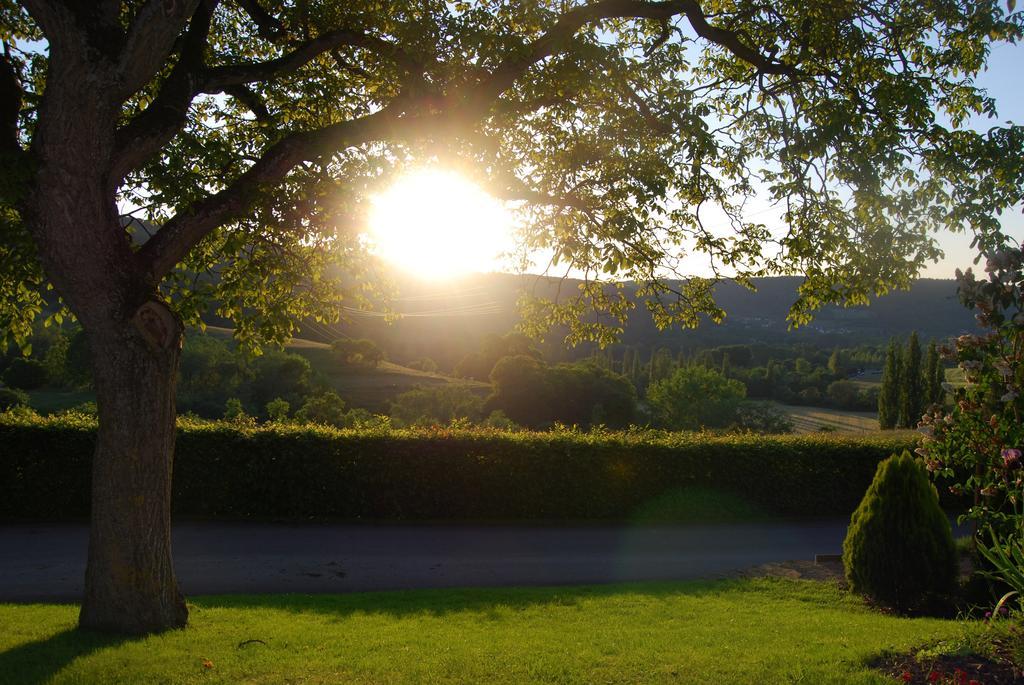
[0,412,919,521]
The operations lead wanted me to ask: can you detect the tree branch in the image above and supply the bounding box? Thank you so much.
[110,1,217,185]
[137,104,416,281]
[235,0,285,41]
[222,84,271,122]
[202,28,418,91]
[112,22,417,182]
[0,49,28,205]
[0,51,22,157]
[18,0,71,38]
[137,0,790,283]
[116,0,205,100]
[463,0,790,112]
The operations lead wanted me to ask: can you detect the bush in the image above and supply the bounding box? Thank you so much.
[0,387,29,410]
[265,397,290,421]
[0,412,920,521]
[1,358,48,390]
[842,451,957,612]
[223,398,253,423]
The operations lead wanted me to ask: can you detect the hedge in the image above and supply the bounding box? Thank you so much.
[0,411,920,521]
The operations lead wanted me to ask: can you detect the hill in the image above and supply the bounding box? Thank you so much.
[295,274,977,372]
[204,326,488,412]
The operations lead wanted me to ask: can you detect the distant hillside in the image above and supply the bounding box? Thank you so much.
[204,326,489,412]
[297,274,977,371]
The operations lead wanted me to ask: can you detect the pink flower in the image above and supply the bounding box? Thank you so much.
[1003,448,1022,469]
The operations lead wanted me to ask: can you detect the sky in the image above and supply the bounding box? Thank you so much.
[457,38,1024,282]
[920,41,1024,278]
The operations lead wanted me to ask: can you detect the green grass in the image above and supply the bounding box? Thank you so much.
[0,579,982,685]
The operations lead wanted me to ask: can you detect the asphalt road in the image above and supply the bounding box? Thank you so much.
[0,520,854,602]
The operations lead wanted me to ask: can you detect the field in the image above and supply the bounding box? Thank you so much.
[848,367,963,391]
[0,578,979,685]
[293,348,489,412]
[208,326,489,412]
[20,329,488,416]
[777,403,884,434]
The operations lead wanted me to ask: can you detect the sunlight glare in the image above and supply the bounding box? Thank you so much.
[367,169,513,279]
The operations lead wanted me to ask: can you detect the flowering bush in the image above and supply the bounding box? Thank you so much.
[918,245,1024,606]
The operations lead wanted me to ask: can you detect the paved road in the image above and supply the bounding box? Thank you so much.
[0,520,854,602]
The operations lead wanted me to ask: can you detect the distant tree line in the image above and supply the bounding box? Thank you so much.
[2,322,943,435]
[560,340,890,413]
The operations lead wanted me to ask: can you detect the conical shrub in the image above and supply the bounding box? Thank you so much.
[842,451,957,611]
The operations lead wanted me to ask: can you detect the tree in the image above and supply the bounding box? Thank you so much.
[827,348,844,377]
[331,337,385,367]
[647,365,746,430]
[245,351,312,410]
[826,379,860,410]
[842,451,956,612]
[294,390,348,426]
[1,0,1021,634]
[455,333,541,380]
[898,331,923,428]
[485,356,637,428]
[878,339,901,430]
[390,384,483,426]
[485,354,552,427]
[924,340,943,407]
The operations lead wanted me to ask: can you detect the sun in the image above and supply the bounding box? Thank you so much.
[367,169,514,279]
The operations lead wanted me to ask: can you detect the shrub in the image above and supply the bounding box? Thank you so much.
[922,255,1024,547]
[1,358,48,390]
[0,411,921,521]
[265,397,290,421]
[223,398,253,423]
[842,451,957,612]
[0,386,29,410]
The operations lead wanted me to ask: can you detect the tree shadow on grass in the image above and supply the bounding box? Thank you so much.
[194,576,848,622]
[0,627,137,685]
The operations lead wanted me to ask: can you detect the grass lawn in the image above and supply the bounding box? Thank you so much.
[0,578,983,685]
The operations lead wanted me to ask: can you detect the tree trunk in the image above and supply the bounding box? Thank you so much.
[78,300,188,634]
